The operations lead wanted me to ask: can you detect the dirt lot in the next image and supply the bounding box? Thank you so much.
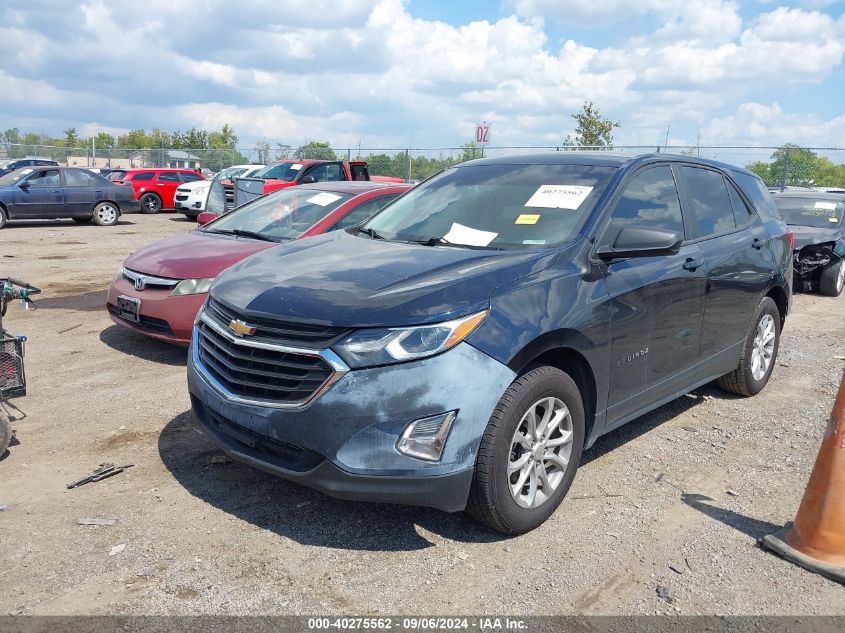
[0,214,843,616]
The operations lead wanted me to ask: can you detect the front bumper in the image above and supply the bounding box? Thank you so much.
[188,336,516,512]
[106,277,206,346]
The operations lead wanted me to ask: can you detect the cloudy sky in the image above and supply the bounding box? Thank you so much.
[1,0,844,149]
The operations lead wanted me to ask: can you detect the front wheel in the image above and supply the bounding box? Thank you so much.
[819,258,845,297]
[92,202,119,226]
[718,297,780,396]
[139,193,162,214]
[466,366,585,534]
[0,407,10,457]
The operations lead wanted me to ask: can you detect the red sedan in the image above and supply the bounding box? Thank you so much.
[106,181,410,345]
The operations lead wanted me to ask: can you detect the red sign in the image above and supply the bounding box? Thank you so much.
[475,123,492,145]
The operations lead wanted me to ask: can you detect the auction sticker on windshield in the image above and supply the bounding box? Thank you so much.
[290,164,303,170]
[306,192,342,207]
[443,222,498,246]
[525,185,593,210]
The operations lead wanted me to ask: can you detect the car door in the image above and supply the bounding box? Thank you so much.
[300,162,344,183]
[154,171,182,208]
[62,169,97,216]
[676,165,775,373]
[15,168,65,218]
[597,163,707,428]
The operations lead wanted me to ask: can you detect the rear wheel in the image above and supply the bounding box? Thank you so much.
[139,193,162,214]
[0,407,10,457]
[92,202,119,226]
[718,297,780,396]
[819,258,845,297]
[466,366,585,534]
[0,207,7,230]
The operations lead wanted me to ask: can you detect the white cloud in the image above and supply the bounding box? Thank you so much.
[703,103,845,146]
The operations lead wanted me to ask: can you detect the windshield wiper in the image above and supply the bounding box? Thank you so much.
[357,227,385,240]
[411,236,503,250]
[204,228,278,242]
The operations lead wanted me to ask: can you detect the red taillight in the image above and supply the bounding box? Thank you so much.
[785,227,795,250]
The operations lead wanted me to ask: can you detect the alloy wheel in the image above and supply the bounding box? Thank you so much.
[507,396,574,509]
[751,313,775,381]
[96,204,117,224]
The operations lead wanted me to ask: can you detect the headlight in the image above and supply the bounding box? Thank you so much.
[170,277,215,296]
[333,309,488,368]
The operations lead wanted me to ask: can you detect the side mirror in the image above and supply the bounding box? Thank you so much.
[298,175,317,184]
[597,227,682,260]
[18,180,30,189]
[196,212,217,225]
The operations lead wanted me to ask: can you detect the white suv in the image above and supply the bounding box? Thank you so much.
[175,164,264,218]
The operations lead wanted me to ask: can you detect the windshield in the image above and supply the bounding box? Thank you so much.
[254,162,304,182]
[775,197,844,228]
[107,171,126,181]
[214,166,250,181]
[201,187,353,241]
[363,163,618,249]
[0,168,34,187]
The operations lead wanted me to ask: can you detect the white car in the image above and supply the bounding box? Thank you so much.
[175,164,264,218]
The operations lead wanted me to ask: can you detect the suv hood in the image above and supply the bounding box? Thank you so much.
[210,231,555,327]
[176,180,209,192]
[123,231,275,280]
[790,224,842,251]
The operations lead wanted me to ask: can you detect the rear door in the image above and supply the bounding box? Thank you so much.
[15,168,65,218]
[676,165,773,373]
[154,171,182,208]
[598,163,707,428]
[62,169,97,216]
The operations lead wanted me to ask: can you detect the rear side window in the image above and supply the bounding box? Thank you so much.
[680,166,735,238]
[601,165,684,245]
[157,172,181,182]
[130,171,155,181]
[731,170,781,219]
[727,182,754,228]
[64,169,97,186]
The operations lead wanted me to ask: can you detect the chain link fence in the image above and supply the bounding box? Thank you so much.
[2,143,843,190]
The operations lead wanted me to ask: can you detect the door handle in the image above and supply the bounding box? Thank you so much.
[752,237,763,250]
[682,258,704,271]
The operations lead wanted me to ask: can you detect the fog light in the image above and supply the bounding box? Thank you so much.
[396,411,457,461]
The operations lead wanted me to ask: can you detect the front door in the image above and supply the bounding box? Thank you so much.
[597,164,707,428]
[13,169,65,218]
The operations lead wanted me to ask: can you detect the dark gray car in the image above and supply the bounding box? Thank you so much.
[773,191,845,296]
[0,166,141,229]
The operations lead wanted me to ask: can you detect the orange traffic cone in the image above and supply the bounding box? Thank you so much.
[762,369,845,584]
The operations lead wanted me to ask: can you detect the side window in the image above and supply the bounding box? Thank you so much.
[731,170,781,219]
[64,169,93,187]
[180,172,203,182]
[27,169,60,187]
[157,172,181,183]
[305,163,343,182]
[338,195,398,229]
[727,181,754,228]
[600,165,684,246]
[131,171,155,181]
[680,166,736,238]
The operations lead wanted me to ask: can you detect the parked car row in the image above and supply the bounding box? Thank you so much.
[100,151,820,534]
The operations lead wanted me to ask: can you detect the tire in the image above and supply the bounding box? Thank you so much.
[139,193,162,214]
[0,207,7,230]
[73,217,92,224]
[0,407,10,457]
[818,258,845,297]
[718,297,780,397]
[92,202,119,226]
[466,365,585,534]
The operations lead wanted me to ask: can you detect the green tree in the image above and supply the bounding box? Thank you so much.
[2,128,21,144]
[63,127,79,148]
[564,101,620,148]
[769,144,819,187]
[294,141,336,160]
[208,124,238,149]
[93,132,115,149]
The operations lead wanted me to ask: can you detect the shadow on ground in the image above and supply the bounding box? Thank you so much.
[99,325,187,366]
[158,410,503,552]
[2,219,135,229]
[681,493,782,540]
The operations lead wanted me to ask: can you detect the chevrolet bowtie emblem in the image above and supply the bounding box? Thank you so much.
[228,319,256,337]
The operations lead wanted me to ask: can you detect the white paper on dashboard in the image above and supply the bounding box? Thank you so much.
[443,222,498,247]
[815,201,837,210]
[525,185,593,209]
[290,163,304,170]
[306,192,342,206]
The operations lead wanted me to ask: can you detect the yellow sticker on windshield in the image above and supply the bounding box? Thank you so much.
[516,214,540,225]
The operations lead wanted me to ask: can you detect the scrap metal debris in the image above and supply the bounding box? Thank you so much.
[67,463,134,489]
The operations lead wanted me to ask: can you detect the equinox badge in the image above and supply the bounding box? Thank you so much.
[228,319,256,337]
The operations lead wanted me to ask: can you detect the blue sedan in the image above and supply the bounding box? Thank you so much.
[0,166,141,229]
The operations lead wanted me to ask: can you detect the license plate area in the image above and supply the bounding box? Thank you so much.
[116,295,140,323]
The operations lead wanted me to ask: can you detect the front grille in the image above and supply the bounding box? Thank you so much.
[175,194,189,201]
[206,298,350,348]
[198,400,324,472]
[197,319,334,405]
[108,304,174,335]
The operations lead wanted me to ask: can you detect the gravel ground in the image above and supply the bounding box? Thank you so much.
[0,214,843,616]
